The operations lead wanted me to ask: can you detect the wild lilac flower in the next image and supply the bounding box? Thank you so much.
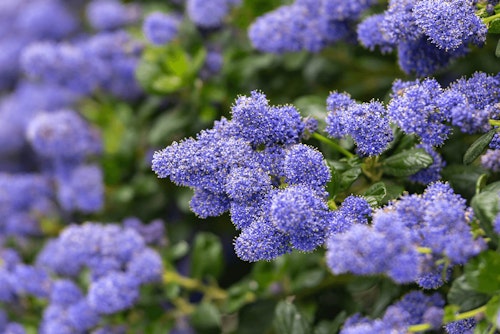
[388,78,450,145]
[50,280,84,306]
[200,49,224,79]
[481,149,500,172]
[234,218,292,261]
[444,318,476,334]
[66,300,100,331]
[341,291,444,333]
[284,144,331,191]
[27,110,102,161]
[494,211,500,234]
[186,0,234,28]
[409,144,445,184]
[322,0,377,21]
[413,0,486,51]
[123,217,165,245]
[444,72,500,133]
[87,272,140,314]
[357,14,395,54]
[127,248,163,284]
[225,167,271,202]
[380,0,422,43]
[248,1,351,53]
[3,323,26,334]
[270,185,333,251]
[326,95,393,156]
[397,37,467,77]
[17,0,77,40]
[86,0,140,31]
[329,195,372,234]
[231,91,304,146]
[12,265,52,298]
[142,12,181,46]
[229,195,267,230]
[55,164,104,213]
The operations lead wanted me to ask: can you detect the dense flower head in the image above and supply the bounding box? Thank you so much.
[27,110,102,161]
[0,173,55,237]
[187,0,239,28]
[50,279,84,306]
[87,271,140,314]
[86,0,140,31]
[248,0,354,53]
[234,218,292,261]
[341,291,444,333]
[444,318,476,333]
[326,94,393,156]
[327,182,484,285]
[357,14,395,54]
[143,12,181,46]
[270,185,333,251]
[481,149,500,172]
[153,91,332,260]
[329,195,372,234]
[322,0,378,21]
[122,217,165,245]
[413,0,486,51]
[388,78,450,145]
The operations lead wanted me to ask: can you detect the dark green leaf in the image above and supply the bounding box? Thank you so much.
[489,19,500,34]
[339,167,362,192]
[273,301,312,334]
[190,302,221,334]
[190,232,224,279]
[463,130,496,165]
[382,148,433,177]
[291,269,325,291]
[464,250,500,294]
[448,275,490,312]
[363,182,387,207]
[237,300,277,334]
[314,312,347,334]
[471,190,499,245]
[442,164,487,201]
[497,38,500,57]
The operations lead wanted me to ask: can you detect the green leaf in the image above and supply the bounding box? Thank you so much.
[382,148,433,177]
[496,38,500,58]
[443,305,460,323]
[190,232,224,279]
[190,302,222,334]
[464,250,500,294]
[135,60,162,92]
[152,75,184,94]
[363,182,387,207]
[339,167,362,192]
[489,19,500,34]
[162,46,191,78]
[464,129,496,165]
[237,300,277,334]
[448,275,490,312]
[485,295,500,324]
[291,269,325,291]
[273,301,313,334]
[314,312,347,334]
[471,190,499,245]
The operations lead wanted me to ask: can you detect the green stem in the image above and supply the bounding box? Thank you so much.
[489,119,500,127]
[163,270,227,301]
[407,323,432,333]
[454,305,486,321]
[312,133,354,158]
[407,305,487,333]
[483,12,500,23]
[416,247,433,254]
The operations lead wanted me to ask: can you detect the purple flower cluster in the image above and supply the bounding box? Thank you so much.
[341,291,444,333]
[358,0,486,76]
[143,12,181,46]
[327,182,485,287]
[36,222,163,332]
[326,92,394,156]
[186,0,241,28]
[153,91,333,261]
[86,0,141,32]
[249,0,376,53]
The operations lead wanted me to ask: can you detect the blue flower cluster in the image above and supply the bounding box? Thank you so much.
[187,0,241,28]
[358,0,486,76]
[325,92,394,156]
[327,182,485,287]
[86,0,141,32]
[35,222,164,332]
[248,0,376,53]
[444,318,476,334]
[143,12,181,46]
[340,291,444,333]
[153,91,333,261]
[481,149,500,172]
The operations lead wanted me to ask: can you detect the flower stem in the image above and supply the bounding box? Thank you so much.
[312,133,354,158]
[483,12,500,23]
